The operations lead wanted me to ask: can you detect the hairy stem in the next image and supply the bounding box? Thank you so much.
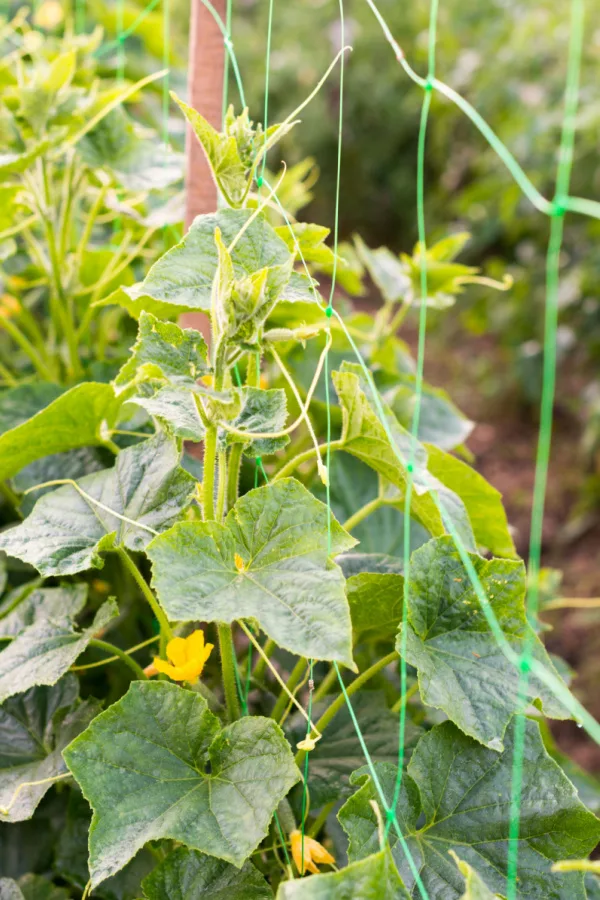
[203,426,218,520]
[87,638,148,680]
[342,497,384,533]
[227,443,243,510]
[216,449,227,520]
[117,547,173,654]
[218,622,241,721]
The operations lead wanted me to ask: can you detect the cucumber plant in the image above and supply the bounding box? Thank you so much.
[0,24,599,900]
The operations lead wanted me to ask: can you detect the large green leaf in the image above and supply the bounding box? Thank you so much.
[0,434,196,577]
[426,444,516,557]
[78,108,183,191]
[332,366,475,550]
[147,478,356,667]
[385,374,474,452]
[338,719,600,899]
[0,584,116,702]
[63,681,300,886]
[113,311,208,394]
[0,676,98,823]
[276,848,410,899]
[12,447,105,518]
[141,847,272,900]
[131,384,206,442]
[0,384,63,435]
[0,383,119,482]
[124,209,309,315]
[1,875,69,900]
[398,536,568,749]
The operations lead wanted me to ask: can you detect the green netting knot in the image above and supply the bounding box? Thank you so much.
[407,462,414,473]
[255,456,262,465]
[424,75,434,93]
[551,196,567,217]
[519,656,531,674]
[325,306,333,318]
[385,807,395,822]
[256,176,264,187]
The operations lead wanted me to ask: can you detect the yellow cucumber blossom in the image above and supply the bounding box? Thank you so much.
[290,829,335,875]
[152,629,214,683]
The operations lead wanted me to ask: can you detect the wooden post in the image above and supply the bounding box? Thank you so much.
[182,0,226,337]
[184,0,226,228]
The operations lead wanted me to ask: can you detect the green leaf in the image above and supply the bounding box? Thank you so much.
[0,675,98,823]
[12,447,105,518]
[171,95,248,206]
[398,536,568,749]
[449,853,503,900]
[55,790,156,899]
[347,573,404,640]
[0,140,51,177]
[9,875,69,900]
[132,384,206,442]
[276,848,410,900]
[125,209,306,315]
[93,286,193,322]
[332,365,476,550]
[0,879,22,900]
[0,384,63,436]
[113,311,208,394]
[289,692,420,807]
[0,434,196,577]
[78,108,183,191]
[220,386,289,457]
[63,681,300,886]
[426,444,516,558]
[0,585,117,702]
[0,383,120,482]
[147,478,356,667]
[338,718,600,899]
[141,847,273,900]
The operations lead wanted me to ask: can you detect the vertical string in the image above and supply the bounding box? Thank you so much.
[162,0,171,249]
[258,0,275,186]
[386,0,439,839]
[506,1,585,896]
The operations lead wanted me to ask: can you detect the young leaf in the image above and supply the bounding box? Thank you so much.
[338,719,600,899]
[171,95,248,206]
[124,209,309,315]
[132,384,206,442]
[0,434,196,577]
[276,848,410,899]
[219,386,289,457]
[449,853,503,900]
[426,445,516,558]
[398,536,569,749]
[147,478,356,668]
[354,235,411,304]
[63,681,300,886]
[0,584,117,702]
[113,311,208,394]
[0,675,98,823]
[141,847,272,900]
[0,383,120,482]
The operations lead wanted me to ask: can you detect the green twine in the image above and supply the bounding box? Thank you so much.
[259,0,275,184]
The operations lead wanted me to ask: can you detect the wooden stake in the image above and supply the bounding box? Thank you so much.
[184,0,226,227]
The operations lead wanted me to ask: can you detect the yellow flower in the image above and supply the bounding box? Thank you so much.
[33,0,64,28]
[201,374,214,387]
[0,295,20,320]
[234,553,246,572]
[153,629,214,683]
[290,829,335,875]
[259,374,268,389]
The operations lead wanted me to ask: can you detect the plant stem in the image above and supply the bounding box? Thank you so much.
[203,426,218,520]
[218,622,241,721]
[274,440,344,481]
[216,449,227,520]
[253,637,276,680]
[117,547,173,653]
[312,665,338,703]
[308,800,335,838]
[342,497,384,532]
[72,635,159,671]
[271,657,307,723]
[227,443,243,510]
[295,651,399,766]
[0,481,23,518]
[87,639,148,680]
[0,316,55,380]
[390,681,419,713]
